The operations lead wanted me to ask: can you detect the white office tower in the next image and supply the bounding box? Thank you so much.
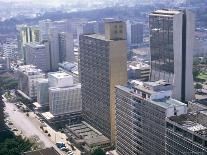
[25,43,50,72]
[126,20,143,48]
[77,21,98,43]
[16,65,45,99]
[48,72,81,116]
[150,9,195,102]
[59,32,75,62]
[37,79,49,107]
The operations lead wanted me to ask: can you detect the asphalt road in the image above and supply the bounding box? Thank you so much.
[3,98,65,155]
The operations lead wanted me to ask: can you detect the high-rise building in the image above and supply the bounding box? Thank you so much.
[127,20,143,48]
[79,20,127,144]
[25,43,50,72]
[37,79,49,107]
[150,9,195,102]
[17,25,40,60]
[59,32,75,62]
[3,41,18,60]
[166,112,207,155]
[116,80,187,155]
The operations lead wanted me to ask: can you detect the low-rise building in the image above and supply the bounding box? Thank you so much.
[16,65,45,99]
[127,61,150,81]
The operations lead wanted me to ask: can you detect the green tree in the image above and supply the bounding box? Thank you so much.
[0,136,33,155]
[195,83,203,90]
[91,147,105,155]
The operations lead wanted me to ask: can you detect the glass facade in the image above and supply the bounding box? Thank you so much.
[150,15,174,83]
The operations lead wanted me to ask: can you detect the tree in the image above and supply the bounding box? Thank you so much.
[91,147,105,155]
[195,83,203,90]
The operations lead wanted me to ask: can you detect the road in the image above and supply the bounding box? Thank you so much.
[3,98,65,155]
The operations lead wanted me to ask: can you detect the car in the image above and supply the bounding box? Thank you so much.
[12,128,18,131]
[68,152,74,155]
[56,142,65,148]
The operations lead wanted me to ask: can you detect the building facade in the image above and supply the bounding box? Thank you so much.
[79,21,127,144]
[116,80,187,155]
[16,65,45,99]
[150,9,195,102]
[127,20,144,48]
[37,79,49,107]
[166,113,207,155]
[25,43,50,72]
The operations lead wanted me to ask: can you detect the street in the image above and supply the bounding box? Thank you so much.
[3,97,78,155]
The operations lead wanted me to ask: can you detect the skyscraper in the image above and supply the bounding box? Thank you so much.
[126,20,144,48]
[79,21,127,144]
[59,32,75,62]
[116,80,187,155]
[150,9,195,102]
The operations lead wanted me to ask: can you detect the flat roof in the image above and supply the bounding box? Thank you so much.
[84,34,109,41]
[116,85,185,109]
[66,121,110,146]
[169,113,207,137]
[42,112,54,120]
[48,72,72,79]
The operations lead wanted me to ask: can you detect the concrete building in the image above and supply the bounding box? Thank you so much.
[3,41,18,60]
[58,32,75,62]
[116,80,187,155]
[127,61,150,81]
[150,9,195,102]
[79,20,127,144]
[49,83,81,116]
[0,57,10,73]
[126,20,143,48]
[25,43,50,72]
[39,19,69,41]
[37,79,49,108]
[16,65,45,99]
[166,112,207,155]
[77,21,98,42]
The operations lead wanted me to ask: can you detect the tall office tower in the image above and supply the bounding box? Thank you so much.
[17,25,40,60]
[16,65,45,99]
[79,21,127,144]
[77,21,98,43]
[48,29,60,71]
[116,80,187,155]
[166,112,207,155]
[25,43,50,72]
[59,32,75,62]
[150,9,195,102]
[37,79,49,108]
[126,20,143,48]
[39,19,70,41]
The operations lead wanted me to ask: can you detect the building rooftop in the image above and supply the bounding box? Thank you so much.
[150,9,182,17]
[117,80,185,109]
[169,112,207,137]
[66,121,110,147]
[18,65,43,75]
[48,72,72,79]
[25,43,45,49]
[128,61,150,70]
[84,34,109,41]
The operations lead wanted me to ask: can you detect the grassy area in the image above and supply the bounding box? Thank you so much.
[196,72,207,81]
